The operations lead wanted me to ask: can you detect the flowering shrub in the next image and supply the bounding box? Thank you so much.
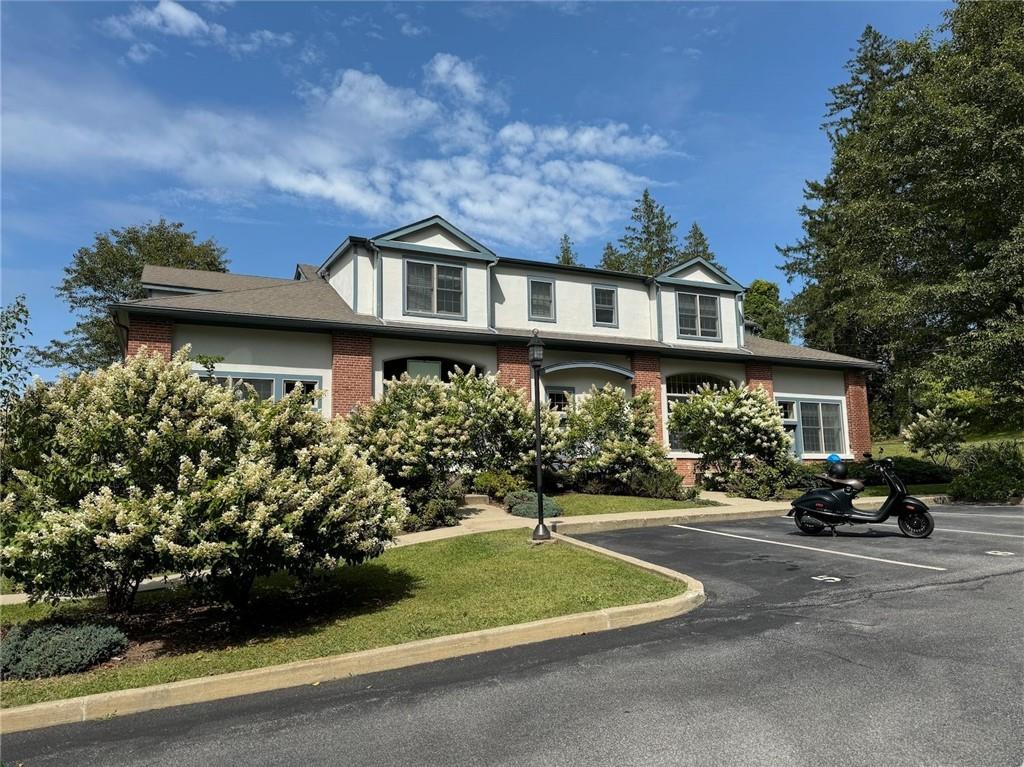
[2,349,243,610]
[160,393,406,610]
[2,349,406,612]
[669,384,792,498]
[902,408,967,468]
[347,370,560,529]
[560,386,684,498]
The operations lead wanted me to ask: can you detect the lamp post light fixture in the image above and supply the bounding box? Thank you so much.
[527,330,550,542]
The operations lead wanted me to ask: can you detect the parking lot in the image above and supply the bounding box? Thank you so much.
[6,505,1023,767]
[579,504,1024,612]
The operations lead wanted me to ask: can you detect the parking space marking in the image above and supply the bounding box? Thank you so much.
[669,525,948,571]
[877,524,1023,539]
[934,512,1023,520]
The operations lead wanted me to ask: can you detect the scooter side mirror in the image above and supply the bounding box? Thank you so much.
[862,452,873,460]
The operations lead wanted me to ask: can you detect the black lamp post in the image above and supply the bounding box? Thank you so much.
[527,330,550,541]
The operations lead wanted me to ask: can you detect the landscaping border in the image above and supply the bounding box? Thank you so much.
[0,536,704,734]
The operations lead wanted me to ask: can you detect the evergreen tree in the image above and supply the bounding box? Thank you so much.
[556,234,579,266]
[35,221,229,372]
[743,280,790,343]
[779,2,1024,427]
[680,222,720,267]
[599,189,681,275]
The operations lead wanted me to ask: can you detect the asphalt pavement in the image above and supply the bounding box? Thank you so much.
[4,504,1022,767]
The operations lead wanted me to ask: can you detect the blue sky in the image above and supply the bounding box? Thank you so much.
[2,1,949,369]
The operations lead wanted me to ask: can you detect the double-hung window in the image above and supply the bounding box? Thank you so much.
[775,397,846,456]
[800,401,845,454]
[593,285,618,327]
[528,277,556,321]
[677,291,720,340]
[213,375,274,401]
[405,260,464,318]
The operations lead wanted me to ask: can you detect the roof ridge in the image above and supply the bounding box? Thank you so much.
[129,275,337,307]
[143,264,293,283]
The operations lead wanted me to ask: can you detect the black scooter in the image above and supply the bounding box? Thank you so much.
[787,452,934,538]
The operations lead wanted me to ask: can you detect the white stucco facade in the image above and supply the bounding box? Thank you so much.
[173,324,334,414]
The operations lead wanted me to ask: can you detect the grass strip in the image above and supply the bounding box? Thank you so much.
[555,493,720,517]
[1,530,682,708]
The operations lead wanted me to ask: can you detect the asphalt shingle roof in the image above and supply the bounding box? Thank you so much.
[120,265,874,369]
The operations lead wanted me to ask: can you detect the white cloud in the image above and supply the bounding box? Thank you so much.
[497,121,670,159]
[4,55,672,248]
[100,0,293,58]
[423,53,502,110]
[101,0,224,42]
[124,41,161,64]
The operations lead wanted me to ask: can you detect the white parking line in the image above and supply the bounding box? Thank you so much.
[669,525,948,571]
[878,524,1023,539]
[935,512,1023,520]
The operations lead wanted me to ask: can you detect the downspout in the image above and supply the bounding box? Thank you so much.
[111,310,130,358]
[736,292,745,347]
[655,282,663,342]
[371,240,383,321]
[486,261,495,330]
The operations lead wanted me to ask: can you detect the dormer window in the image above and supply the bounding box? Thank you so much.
[528,277,556,322]
[405,259,465,319]
[677,290,720,340]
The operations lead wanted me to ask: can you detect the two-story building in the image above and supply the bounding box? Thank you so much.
[112,215,875,482]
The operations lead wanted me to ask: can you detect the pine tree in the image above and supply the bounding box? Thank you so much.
[680,222,720,267]
[556,234,579,266]
[599,189,681,275]
[743,279,790,343]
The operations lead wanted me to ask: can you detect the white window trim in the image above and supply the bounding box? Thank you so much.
[774,391,852,459]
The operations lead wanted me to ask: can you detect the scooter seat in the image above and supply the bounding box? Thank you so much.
[816,475,865,493]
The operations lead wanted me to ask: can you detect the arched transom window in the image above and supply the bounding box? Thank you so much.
[665,373,735,450]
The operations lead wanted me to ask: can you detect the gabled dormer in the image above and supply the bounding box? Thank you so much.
[654,257,746,349]
[319,215,495,328]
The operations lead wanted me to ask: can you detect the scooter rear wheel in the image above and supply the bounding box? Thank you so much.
[794,509,827,535]
[898,511,934,539]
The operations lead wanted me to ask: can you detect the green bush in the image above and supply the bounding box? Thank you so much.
[473,470,527,501]
[1,623,128,679]
[347,371,560,530]
[669,384,792,495]
[846,456,954,486]
[404,477,465,532]
[560,386,678,495]
[505,490,563,518]
[949,441,1024,502]
[723,457,810,500]
[623,462,694,501]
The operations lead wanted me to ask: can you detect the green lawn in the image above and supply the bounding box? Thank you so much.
[555,493,720,517]
[873,428,1024,459]
[0,530,683,708]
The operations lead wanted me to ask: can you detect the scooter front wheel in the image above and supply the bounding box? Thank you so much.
[794,509,827,535]
[898,511,934,538]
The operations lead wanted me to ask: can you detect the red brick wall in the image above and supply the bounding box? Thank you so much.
[673,458,698,486]
[331,333,373,418]
[631,351,664,442]
[126,317,173,360]
[497,344,532,401]
[844,369,872,457]
[745,362,774,395]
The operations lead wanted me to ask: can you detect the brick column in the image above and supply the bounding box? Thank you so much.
[331,332,373,418]
[844,369,872,457]
[496,344,531,401]
[744,362,774,395]
[631,351,664,442]
[126,317,173,360]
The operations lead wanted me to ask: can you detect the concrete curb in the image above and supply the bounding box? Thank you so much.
[0,539,704,734]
